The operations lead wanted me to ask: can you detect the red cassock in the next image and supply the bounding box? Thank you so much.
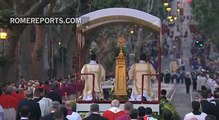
[0,94,18,109]
[102,107,126,120]
[11,92,24,102]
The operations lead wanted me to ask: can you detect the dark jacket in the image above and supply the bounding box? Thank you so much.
[84,114,108,120]
[185,77,191,86]
[47,91,62,104]
[200,100,216,116]
[16,99,41,120]
[41,113,54,120]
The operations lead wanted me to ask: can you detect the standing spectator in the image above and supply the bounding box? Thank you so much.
[211,90,219,120]
[0,105,3,120]
[41,101,61,120]
[144,107,157,120]
[64,100,73,115]
[164,70,171,84]
[197,73,207,92]
[185,73,192,94]
[66,101,82,120]
[102,99,125,120]
[192,72,197,92]
[54,110,64,120]
[37,88,53,117]
[0,86,18,120]
[16,90,41,120]
[162,110,173,120]
[60,106,68,120]
[184,101,207,120]
[205,115,216,120]
[137,106,146,120]
[20,105,30,120]
[115,102,133,120]
[47,84,62,104]
[129,109,139,120]
[84,104,108,120]
[200,90,216,116]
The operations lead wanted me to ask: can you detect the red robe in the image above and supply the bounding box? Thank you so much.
[0,94,18,109]
[102,107,126,120]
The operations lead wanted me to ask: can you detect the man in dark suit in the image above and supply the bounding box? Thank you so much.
[19,105,30,120]
[16,91,41,120]
[41,101,61,120]
[85,104,108,120]
[47,84,62,104]
[200,90,216,116]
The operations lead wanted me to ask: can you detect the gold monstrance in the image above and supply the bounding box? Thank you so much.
[114,36,128,99]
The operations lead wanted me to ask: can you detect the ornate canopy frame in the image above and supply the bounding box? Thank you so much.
[75,7,162,105]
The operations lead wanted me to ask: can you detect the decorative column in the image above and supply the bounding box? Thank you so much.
[114,36,128,100]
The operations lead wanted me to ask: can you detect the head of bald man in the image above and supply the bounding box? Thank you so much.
[111,99,120,108]
[64,100,72,109]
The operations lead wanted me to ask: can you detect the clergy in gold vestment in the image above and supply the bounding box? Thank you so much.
[128,54,156,101]
[81,54,105,100]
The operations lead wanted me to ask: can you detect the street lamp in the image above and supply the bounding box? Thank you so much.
[174,16,177,21]
[0,28,8,55]
[58,41,64,78]
[166,7,171,11]
[164,2,169,7]
[168,16,173,19]
[0,32,7,39]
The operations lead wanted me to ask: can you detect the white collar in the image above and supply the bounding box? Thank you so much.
[139,60,146,63]
[20,117,28,119]
[89,60,97,64]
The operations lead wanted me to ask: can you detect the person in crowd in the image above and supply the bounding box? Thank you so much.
[200,90,216,116]
[210,90,219,120]
[19,105,30,120]
[102,99,125,120]
[60,106,68,120]
[37,88,53,117]
[128,54,156,101]
[0,86,18,120]
[16,90,41,120]
[32,88,41,102]
[47,84,62,104]
[0,104,3,120]
[206,89,214,103]
[64,100,73,115]
[185,73,192,94]
[43,80,51,93]
[81,53,106,100]
[164,69,171,84]
[129,109,139,120]
[160,89,168,100]
[66,101,82,120]
[137,106,146,120]
[184,101,207,120]
[54,110,64,120]
[197,73,207,92]
[84,104,108,120]
[162,109,173,120]
[205,115,216,120]
[41,101,61,120]
[143,107,157,120]
[115,102,133,120]
[191,72,198,92]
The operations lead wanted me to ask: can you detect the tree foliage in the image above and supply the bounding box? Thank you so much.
[191,0,219,50]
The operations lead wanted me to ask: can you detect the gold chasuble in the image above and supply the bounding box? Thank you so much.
[128,61,156,100]
[114,37,128,99]
[81,63,105,100]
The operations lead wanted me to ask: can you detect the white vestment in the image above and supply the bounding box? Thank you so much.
[81,60,105,100]
[128,61,156,101]
[38,97,52,117]
[197,76,207,91]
